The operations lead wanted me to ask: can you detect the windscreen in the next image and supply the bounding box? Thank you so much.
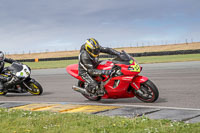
[8,63,23,73]
[112,50,133,65]
[121,50,132,61]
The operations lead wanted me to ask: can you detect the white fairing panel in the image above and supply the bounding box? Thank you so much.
[16,65,31,78]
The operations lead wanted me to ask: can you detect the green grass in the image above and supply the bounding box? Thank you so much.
[5,54,200,69]
[23,60,78,69]
[0,108,199,133]
[5,60,78,69]
[134,54,200,64]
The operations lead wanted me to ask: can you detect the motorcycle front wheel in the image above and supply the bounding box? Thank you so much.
[78,81,101,101]
[25,80,43,95]
[135,80,159,103]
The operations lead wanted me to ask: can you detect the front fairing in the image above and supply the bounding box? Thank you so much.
[114,59,142,76]
[112,51,142,76]
[8,63,31,78]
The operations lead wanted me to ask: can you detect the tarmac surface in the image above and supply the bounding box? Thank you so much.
[1,61,200,123]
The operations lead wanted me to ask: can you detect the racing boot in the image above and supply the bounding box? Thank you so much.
[4,76,17,89]
[0,75,10,82]
[96,88,105,96]
[86,81,99,94]
[0,75,10,92]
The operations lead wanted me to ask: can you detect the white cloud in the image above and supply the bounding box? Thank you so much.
[0,0,200,53]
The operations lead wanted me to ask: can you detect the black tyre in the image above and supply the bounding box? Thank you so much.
[25,80,43,95]
[78,81,101,101]
[135,80,159,103]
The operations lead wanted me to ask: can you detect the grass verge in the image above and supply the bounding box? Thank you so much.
[12,54,200,69]
[0,108,199,133]
[135,53,200,64]
[22,60,78,69]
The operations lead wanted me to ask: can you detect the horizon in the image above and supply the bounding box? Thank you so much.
[5,41,199,55]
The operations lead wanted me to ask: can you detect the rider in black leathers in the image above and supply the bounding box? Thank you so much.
[0,51,17,92]
[78,38,121,94]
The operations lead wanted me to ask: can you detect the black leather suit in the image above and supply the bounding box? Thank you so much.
[78,44,120,93]
[0,58,16,83]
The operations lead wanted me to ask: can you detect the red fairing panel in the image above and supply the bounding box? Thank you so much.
[111,76,134,82]
[66,64,84,81]
[102,79,134,99]
[131,75,148,90]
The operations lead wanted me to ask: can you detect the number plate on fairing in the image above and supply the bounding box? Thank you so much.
[128,62,141,72]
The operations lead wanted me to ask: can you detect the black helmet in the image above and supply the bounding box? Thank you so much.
[85,38,100,57]
[0,51,5,62]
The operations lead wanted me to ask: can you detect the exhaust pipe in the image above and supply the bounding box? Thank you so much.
[72,86,89,95]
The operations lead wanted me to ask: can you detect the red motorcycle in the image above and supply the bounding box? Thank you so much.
[66,51,159,103]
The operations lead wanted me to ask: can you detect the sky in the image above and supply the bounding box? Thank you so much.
[0,0,200,54]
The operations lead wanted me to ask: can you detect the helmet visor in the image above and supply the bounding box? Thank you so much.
[93,47,100,56]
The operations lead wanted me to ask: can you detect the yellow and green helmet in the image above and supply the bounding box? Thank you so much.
[85,38,100,57]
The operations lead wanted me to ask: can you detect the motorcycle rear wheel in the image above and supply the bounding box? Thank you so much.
[135,80,159,103]
[78,81,101,101]
[25,80,43,95]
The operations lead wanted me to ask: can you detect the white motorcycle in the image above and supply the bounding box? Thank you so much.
[0,62,43,95]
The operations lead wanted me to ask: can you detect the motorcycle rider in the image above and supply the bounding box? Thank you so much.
[78,38,121,94]
[0,51,17,92]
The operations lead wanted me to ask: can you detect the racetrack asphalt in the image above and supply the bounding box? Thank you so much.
[1,61,200,123]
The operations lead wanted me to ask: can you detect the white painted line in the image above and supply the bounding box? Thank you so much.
[1,101,200,111]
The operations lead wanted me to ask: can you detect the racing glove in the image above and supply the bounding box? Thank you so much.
[101,70,112,75]
[0,75,11,82]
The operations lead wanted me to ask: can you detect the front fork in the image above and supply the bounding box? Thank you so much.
[130,75,148,93]
[23,78,36,91]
